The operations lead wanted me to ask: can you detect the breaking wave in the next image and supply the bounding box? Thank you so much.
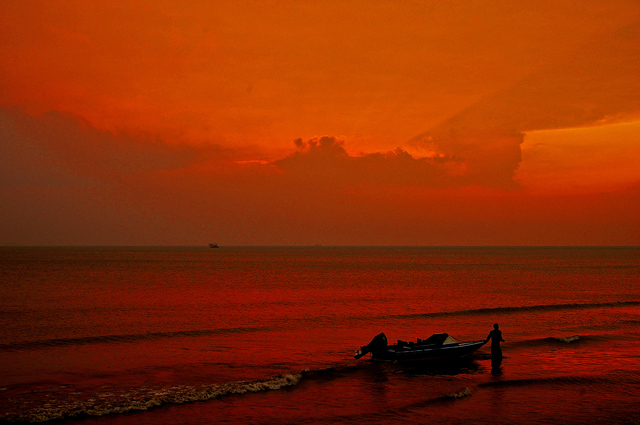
[391,301,640,320]
[447,387,473,399]
[0,326,268,352]
[0,363,474,424]
[552,335,580,343]
[0,373,302,423]
[507,333,636,349]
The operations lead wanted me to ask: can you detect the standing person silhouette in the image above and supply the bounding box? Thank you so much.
[486,323,505,360]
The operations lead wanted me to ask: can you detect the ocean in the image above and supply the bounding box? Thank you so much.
[1,246,639,424]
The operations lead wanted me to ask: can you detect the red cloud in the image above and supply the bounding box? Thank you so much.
[273,136,465,188]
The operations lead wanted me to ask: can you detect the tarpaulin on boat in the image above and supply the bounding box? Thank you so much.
[422,333,457,345]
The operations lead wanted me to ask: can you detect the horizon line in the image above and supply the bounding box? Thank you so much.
[2,245,638,248]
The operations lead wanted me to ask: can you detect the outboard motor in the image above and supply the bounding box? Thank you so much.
[354,333,387,359]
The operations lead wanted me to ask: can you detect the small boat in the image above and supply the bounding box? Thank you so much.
[355,332,486,362]
[208,243,219,248]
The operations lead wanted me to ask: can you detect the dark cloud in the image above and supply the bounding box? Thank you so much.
[273,136,464,188]
[0,107,239,190]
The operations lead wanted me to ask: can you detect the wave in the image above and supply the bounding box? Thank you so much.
[0,373,302,423]
[447,387,473,399]
[506,336,583,349]
[478,374,619,389]
[0,326,267,352]
[552,335,580,343]
[506,332,638,350]
[391,300,640,320]
[4,301,636,353]
[8,362,637,424]
[0,362,479,424]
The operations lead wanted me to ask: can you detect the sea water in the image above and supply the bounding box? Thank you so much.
[0,246,639,424]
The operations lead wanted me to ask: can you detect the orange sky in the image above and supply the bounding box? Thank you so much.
[1,0,639,245]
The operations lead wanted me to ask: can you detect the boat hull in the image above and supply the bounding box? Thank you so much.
[371,340,486,363]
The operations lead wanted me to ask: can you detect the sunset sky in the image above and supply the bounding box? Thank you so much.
[1,0,639,246]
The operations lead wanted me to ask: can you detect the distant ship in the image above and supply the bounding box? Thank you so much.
[208,243,219,248]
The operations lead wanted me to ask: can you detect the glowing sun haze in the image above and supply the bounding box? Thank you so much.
[1,0,639,245]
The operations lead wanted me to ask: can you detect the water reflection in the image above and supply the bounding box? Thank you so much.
[395,358,483,376]
[491,355,503,376]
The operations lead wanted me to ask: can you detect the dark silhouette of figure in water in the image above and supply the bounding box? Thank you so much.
[486,323,505,371]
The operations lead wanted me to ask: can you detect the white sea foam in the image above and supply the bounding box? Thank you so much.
[0,373,302,423]
[554,335,580,343]
[447,387,472,399]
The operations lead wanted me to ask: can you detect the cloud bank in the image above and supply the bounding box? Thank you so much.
[1,107,638,246]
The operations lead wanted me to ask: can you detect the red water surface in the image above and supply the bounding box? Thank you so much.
[1,246,639,424]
